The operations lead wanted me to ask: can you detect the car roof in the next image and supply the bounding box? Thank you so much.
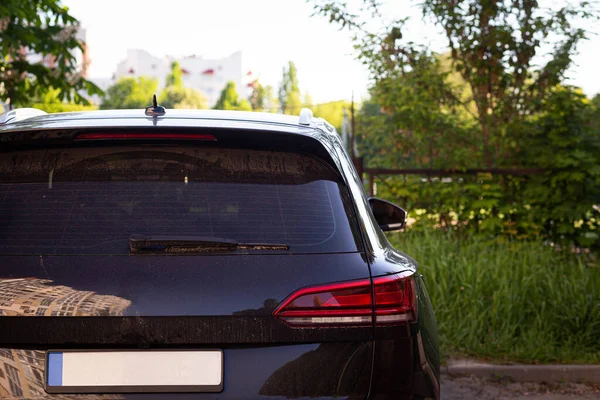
[0,109,329,135]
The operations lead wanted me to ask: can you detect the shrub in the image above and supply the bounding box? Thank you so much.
[390,229,600,363]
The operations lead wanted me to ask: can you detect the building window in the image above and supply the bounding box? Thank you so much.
[40,298,53,306]
[29,385,43,397]
[0,349,14,361]
[4,363,23,397]
[33,368,42,383]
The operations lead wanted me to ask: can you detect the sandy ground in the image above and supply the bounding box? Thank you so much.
[441,373,600,399]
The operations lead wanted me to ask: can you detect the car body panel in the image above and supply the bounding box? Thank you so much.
[0,109,439,399]
[0,110,314,135]
[0,343,373,399]
[0,253,370,319]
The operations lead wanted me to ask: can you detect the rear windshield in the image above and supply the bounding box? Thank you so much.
[0,145,359,255]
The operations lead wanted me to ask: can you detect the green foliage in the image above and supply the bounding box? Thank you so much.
[238,99,252,111]
[159,86,207,109]
[165,61,184,88]
[0,0,103,107]
[25,86,98,112]
[313,0,600,250]
[312,0,596,167]
[30,102,97,113]
[157,62,207,109]
[262,85,279,113]
[278,61,302,114]
[520,88,600,247]
[421,0,594,166]
[100,77,157,109]
[370,87,600,250]
[248,82,279,112]
[248,81,266,111]
[214,81,251,111]
[312,100,350,131]
[390,230,600,363]
[357,53,479,169]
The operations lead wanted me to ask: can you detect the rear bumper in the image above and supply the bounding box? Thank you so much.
[0,337,440,400]
[0,342,373,400]
[370,324,441,400]
[0,338,440,400]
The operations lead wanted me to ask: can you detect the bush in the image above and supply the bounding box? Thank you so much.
[389,229,600,363]
[371,170,600,250]
[361,88,600,250]
[30,103,98,113]
[159,86,207,109]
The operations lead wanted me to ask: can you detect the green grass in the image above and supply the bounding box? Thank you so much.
[388,229,600,364]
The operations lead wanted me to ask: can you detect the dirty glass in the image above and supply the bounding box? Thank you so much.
[0,146,359,255]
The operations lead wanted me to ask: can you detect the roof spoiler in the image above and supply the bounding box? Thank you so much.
[0,108,48,125]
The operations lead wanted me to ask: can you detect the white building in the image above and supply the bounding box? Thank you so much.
[100,49,254,107]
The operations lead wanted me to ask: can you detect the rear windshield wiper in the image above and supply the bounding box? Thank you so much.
[129,235,289,254]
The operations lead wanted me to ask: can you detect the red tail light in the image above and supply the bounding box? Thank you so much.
[273,273,416,327]
[373,273,417,324]
[74,133,217,141]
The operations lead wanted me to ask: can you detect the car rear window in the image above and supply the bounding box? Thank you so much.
[0,145,359,255]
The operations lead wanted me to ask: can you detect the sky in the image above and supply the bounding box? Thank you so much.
[63,0,600,104]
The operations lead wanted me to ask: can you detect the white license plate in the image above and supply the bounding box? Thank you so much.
[45,350,223,393]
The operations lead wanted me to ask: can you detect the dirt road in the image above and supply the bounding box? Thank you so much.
[441,373,600,399]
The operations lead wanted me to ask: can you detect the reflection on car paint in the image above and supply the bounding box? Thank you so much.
[0,348,123,399]
[0,278,131,317]
[0,278,131,398]
[259,343,371,397]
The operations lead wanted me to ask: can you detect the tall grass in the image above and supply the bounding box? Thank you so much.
[389,229,600,364]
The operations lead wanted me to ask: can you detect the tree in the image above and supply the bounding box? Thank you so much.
[311,0,600,247]
[166,61,184,88]
[303,92,313,109]
[159,61,207,109]
[278,61,302,114]
[519,87,600,248]
[248,80,266,111]
[160,86,207,109]
[249,81,279,112]
[214,81,251,111]
[0,0,102,108]
[263,85,279,113]
[28,86,98,112]
[311,0,596,167]
[312,100,350,132]
[100,77,157,109]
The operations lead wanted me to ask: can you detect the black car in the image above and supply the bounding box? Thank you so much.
[0,106,439,399]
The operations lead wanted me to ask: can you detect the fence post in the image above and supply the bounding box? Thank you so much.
[368,173,375,197]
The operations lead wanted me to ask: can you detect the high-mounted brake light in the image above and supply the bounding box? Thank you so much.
[273,273,416,327]
[74,133,217,141]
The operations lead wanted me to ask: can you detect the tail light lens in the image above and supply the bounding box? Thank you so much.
[373,274,417,324]
[273,273,416,327]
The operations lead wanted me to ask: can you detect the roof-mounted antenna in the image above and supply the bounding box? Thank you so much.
[145,94,166,117]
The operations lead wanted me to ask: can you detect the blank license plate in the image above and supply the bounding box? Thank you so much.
[45,350,223,393]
